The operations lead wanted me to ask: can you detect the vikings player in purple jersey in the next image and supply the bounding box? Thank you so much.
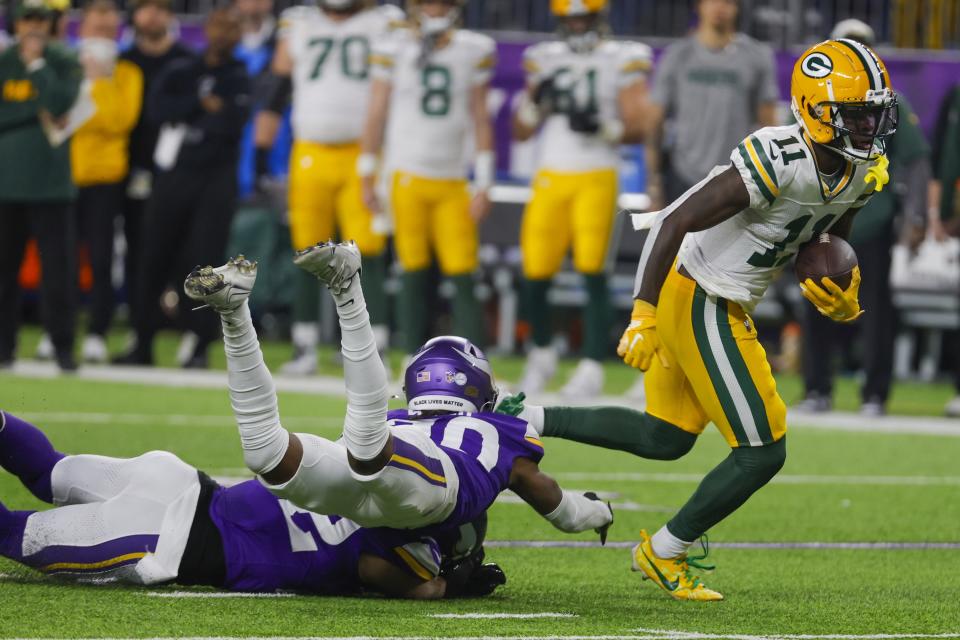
[183,241,613,540]
[0,411,503,598]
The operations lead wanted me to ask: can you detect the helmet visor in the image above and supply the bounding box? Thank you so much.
[824,91,898,160]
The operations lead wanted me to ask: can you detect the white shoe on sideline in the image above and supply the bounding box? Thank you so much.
[183,256,258,313]
[560,358,604,399]
[176,331,199,367]
[82,334,108,364]
[282,349,318,376]
[35,333,54,361]
[946,395,960,418]
[518,346,558,395]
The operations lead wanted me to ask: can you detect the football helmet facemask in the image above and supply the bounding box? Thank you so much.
[791,39,898,163]
[409,0,465,37]
[551,0,609,53]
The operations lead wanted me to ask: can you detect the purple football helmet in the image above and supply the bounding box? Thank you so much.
[404,336,499,413]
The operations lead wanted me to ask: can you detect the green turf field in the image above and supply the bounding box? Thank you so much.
[2,349,960,639]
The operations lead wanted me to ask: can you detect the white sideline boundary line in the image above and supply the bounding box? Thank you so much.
[486,541,960,550]
[6,362,960,437]
[9,633,960,640]
[429,613,577,619]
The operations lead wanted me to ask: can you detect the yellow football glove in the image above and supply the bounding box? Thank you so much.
[617,300,670,371]
[800,266,865,323]
[864,154,890,192]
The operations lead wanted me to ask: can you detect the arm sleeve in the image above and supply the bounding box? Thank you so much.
[649,44,678,109]
[755,43,780,105]
[30,51,82,117]
[83,62,143,135]
[369,34,398,82]
[472,37,497,87]
[147,59,201,125]
[730,130,784,211]
[617,42,653,88]
[193,69,252,136]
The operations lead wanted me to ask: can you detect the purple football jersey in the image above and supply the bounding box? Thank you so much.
[208,480,441,593]
[387,410,545,529]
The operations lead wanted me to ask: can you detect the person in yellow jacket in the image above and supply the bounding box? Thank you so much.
[70,0,143,363]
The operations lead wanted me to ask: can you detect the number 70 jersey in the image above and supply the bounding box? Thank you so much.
[677,123,875,313]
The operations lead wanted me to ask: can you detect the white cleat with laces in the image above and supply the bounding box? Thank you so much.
[183,256,258,314]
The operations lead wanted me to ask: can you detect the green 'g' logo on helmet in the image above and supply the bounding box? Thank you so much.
[801,52,833,79]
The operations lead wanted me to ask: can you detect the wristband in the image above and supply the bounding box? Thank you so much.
[356,153,379,178]
[473,151,495,192]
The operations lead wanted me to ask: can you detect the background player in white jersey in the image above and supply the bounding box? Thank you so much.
[513,0,650,398]
[360,0,495,357]
[499,40,897,601]
[264,0,403,375]
[183,241,613,541]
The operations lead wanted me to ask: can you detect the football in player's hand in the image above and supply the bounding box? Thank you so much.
[795,233,858,291]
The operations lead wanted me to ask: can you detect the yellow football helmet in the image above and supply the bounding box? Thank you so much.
[791,39,898,163]
[551,0,609,53]
[551,0,609,16]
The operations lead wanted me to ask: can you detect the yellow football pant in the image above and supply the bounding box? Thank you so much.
[645,267,787,448]
[287,141,386,255]
[390,171,478,275]
[521,168,619,278]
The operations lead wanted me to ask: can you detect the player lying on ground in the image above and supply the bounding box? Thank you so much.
[504,40,897,601]
[183,242,613,542]
[0,411,503,598]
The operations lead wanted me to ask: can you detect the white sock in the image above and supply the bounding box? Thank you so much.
[221,301,289,475]
[651,524,694,559]
[519,404,545,436]
[543,490,612,533]
[334,277,389,462]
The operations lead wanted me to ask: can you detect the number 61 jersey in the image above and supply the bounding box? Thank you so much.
[677,123,876,313]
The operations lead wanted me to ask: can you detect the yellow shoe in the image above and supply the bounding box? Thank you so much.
[630,529,723,601]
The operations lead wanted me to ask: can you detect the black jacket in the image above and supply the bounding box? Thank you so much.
[147,51,251,171]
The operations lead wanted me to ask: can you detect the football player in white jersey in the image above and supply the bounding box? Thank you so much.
[359,0,496,358]
[499,40,897,601]
[182,241,613,543]
[513,0,651,398]
[264,0,403,376]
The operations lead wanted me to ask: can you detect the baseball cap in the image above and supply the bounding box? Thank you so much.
[14,0,53,19]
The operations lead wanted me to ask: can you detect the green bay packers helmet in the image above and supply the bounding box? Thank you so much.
[551,0,609,53]
[409,0,465,36]
[791,39,898,163]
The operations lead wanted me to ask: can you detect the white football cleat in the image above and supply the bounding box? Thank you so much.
[560,358,604,399]
[35,333,54,361]
[183,256,258,313]
[281,349,319,376]
[518,346,557,395]
[81,334,108,364]
[294,241,362,296]
[624,374,647,402]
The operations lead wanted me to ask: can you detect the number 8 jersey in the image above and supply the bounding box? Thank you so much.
[678,123,876,313]
[371,27,497,179]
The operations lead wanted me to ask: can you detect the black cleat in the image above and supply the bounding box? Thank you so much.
[584,491,613,546]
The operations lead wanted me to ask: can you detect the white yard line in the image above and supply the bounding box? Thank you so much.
[9,634,960,640]
[428,613,578,619]
[6,362,960,437]
[554,472,960,487]
[143,591,295,599]
[486,541,960,550]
